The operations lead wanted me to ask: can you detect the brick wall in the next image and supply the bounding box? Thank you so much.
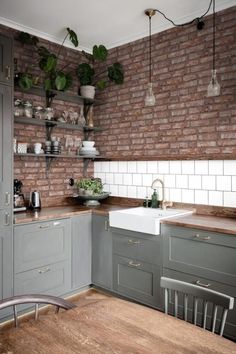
[94,7,236,160]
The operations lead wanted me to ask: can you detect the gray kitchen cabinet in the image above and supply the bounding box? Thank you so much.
[0,222,13,300]
[162,224,236,340]
[92,214,112,290]
[14,218,71,296]
[112,229,163,309]
[0,35,13,86]
[71,214,92,290]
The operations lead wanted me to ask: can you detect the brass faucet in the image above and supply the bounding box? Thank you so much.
[151,178,173,210]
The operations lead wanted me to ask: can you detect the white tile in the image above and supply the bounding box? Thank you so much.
[127,186,137,198]
[133,174,142,186]
[109,161,119,173]
[147,186,153,198]
[109,185,118,196]
[169,188,182,202]
[94,162,102,173]
[147,161,158,173]
[224,160,236,175]
[95,172,105,181]
[137,161,147,173]
[123,173,133,185]
[105,173,114,185]
[209,191,223,206]
[176,175,188,189]
[216,176,231,191]
[152,174,163,182]
[209,160,223,175]
[118,161,128,173]
[170,161,181,174]
[142,174,153,187]
[194,190,208,205]
[189,175,201,189]
[114,174,123,185]
[164,174,176,188]
[137,186,147,199]
[202,176,216,191]
[127,161,137,173]
[195,161,208,175]
[101,161,110,172]
[232,176,236,191]
[118,185,128,197]
[182,161,194,174]
[182,189,194,204]
[224,192,236,207]
[158,161,169,174]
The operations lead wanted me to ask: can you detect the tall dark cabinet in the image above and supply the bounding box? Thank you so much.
[0,34,13,306]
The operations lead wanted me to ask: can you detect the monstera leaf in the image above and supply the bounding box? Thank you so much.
[77,63,95,86]
[67,27,79,47]
[18,73,33,90]
[55,72,67,91]
[93,45,108,61]
[18,32,39,46]
[108,62,124,84]
[39,54,57,73]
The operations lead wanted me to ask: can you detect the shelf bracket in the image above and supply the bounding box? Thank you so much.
[45,156,55,178]
[83,158,93,177]
[45,122,55,141]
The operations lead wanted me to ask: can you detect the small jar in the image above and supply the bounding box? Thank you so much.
[14,99,24,117]
[24,101,33,118]
[34,106,44,120]
[45,107,54,121]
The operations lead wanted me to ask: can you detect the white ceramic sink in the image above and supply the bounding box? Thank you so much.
[109,207,192,235]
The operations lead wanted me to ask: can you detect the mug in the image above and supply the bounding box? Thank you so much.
[34,143,42,154]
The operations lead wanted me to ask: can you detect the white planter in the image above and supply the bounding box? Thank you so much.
[80,85,95,99]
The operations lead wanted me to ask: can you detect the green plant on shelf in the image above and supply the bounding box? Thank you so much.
[76,177,103,195]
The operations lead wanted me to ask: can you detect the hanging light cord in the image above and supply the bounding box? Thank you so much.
[213,0,216,71]
[153,0,213,27]
[149,15,152,82]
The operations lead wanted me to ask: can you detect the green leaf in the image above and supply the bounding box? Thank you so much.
[67,27,79,47]
[96,80,106,90]
[64,73,73,90]
[18,32,39,46]
[37,46,51,58]
[18,74,33,90]
[39,54,57,73]
[55,72,67,91]
[108,62,124,84]
[76,63,94,85]
[44,78,52,91]
[93,45,108,61]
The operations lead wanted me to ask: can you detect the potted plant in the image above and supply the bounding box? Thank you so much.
[16,28,79,106]
[76,177,103,195]
[76,45,124,99]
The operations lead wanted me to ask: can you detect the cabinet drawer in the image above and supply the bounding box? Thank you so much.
[113,254,162,308]
[14,260,70,296]
[163,268,236,341]
[162,225,236,287]
[113,232,161,266]
[14,219,71,273]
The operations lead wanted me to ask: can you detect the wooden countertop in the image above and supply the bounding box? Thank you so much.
[1,296,235,354]
[14,204,236,235]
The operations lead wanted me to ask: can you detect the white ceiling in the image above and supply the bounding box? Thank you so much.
[0,0,235,52]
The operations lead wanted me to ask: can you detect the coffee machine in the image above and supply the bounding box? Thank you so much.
[14,179,26,212]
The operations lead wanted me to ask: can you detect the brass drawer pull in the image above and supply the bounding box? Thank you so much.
[128,261,141,267]
[194,234,211,241]
[128,239,141,245]
[39,224,51,229]
[38,267,50,274]
[5,65,11,80]
[4,212,10,226]
[196,280,211,288]
[5,192,10,206]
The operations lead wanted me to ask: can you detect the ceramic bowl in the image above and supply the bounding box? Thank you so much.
[82,141,95,148]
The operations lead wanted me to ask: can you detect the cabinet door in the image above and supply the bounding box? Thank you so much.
[0,84,13,209]
[113,254,162,309]
[71,214,91,290]
[0,35,13,86]
[92,214,112,290]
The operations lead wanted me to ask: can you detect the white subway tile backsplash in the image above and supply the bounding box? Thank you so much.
[195,161,208,175]
[209,191,223,206]
[202,176,216,190]
[182,161,194,174]
[94,159,236,208]
[189,175,201,189]
[209,160,223,175]
[216,176,231,191]
[224,192,236,207]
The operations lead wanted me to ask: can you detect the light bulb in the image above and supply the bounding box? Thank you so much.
[207,69,220,97]
[145,83,156,106]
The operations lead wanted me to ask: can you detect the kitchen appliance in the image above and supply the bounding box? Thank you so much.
[13,179,26,212]
[29,191,41,210]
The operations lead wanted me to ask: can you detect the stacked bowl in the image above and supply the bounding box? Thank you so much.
[79,141,99,157]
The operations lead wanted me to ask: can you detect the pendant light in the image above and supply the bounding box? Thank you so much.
[145,9,156,106]
[207,0,220,97]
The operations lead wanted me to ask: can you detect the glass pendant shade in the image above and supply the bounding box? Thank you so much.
[207,69,220,97]
[145,82,156,106]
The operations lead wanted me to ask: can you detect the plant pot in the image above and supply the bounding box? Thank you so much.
[80,85,95,99]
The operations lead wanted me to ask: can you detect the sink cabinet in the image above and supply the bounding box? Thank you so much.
[112,228,163,309]
[71,214,92,290]
[162,224,236,340]
[92,214,112,290]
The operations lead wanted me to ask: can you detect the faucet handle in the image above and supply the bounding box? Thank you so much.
[161,200,173,210]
